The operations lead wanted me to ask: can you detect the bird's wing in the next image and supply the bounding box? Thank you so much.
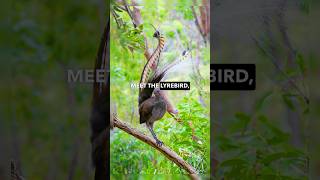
[139,97,155,124]
[151,100,167,120]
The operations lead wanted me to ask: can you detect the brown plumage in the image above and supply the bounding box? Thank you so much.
[139,29,189,146]
[139,88,166,146]
[139,30,165,92]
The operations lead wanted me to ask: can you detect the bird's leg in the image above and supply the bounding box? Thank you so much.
[146,122,163,146]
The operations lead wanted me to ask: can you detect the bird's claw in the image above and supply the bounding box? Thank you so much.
[156,140,163,146]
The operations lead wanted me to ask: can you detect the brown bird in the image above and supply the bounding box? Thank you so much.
[138,27,189,146]
[139,88,167,146]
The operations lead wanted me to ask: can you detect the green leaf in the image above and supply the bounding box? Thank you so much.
[303,107,309,114]
[258,115,288,137]
[113,5,123,12]
[255,91,273,111]
[296,52,306,74]
[220,158,249,167]
[282,94,295,111]
[216,135,239,151]
[234,112,251,130]
[261,150,305,165]
[266,134,289,145]
[138,24,144,30]
[300,0,311,14]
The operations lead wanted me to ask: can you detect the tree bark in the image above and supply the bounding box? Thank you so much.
[113,116,200,179]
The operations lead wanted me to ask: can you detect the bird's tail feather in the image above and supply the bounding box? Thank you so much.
[138,50,189,105]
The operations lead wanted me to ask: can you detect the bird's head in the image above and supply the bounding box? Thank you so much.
[153,30,161,38]
[150,24,161,39]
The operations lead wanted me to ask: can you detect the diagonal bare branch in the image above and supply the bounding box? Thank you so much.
[112,116,200,179]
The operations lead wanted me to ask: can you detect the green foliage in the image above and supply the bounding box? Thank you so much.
[215,49,310,179]
[300,0,311,14]
[2,0,102,179]
[295,52,307,75]
[110,0,209,177]
[222,14,314,178]
[176,0,194,20]
[282,93,296,111]
[255,91,273,111]
[111,93,210,176]
[216,113,308,179]
[111,8,145,52]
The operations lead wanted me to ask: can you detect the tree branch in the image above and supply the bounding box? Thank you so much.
[122,0,151,62]
[191,6,206,43]
[112,116,200,179]
[191,0,210,43]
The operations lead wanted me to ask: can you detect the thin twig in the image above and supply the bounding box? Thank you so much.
[191,6,206,43]
[252,37,309,103]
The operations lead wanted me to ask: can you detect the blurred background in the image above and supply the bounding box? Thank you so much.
[1,0,320,179]
[212,0,320,179]
[110,0,210,178]
[1,0,106,179]
[1,0,210,179]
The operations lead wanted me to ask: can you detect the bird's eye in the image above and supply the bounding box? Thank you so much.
[153,31,160,38]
